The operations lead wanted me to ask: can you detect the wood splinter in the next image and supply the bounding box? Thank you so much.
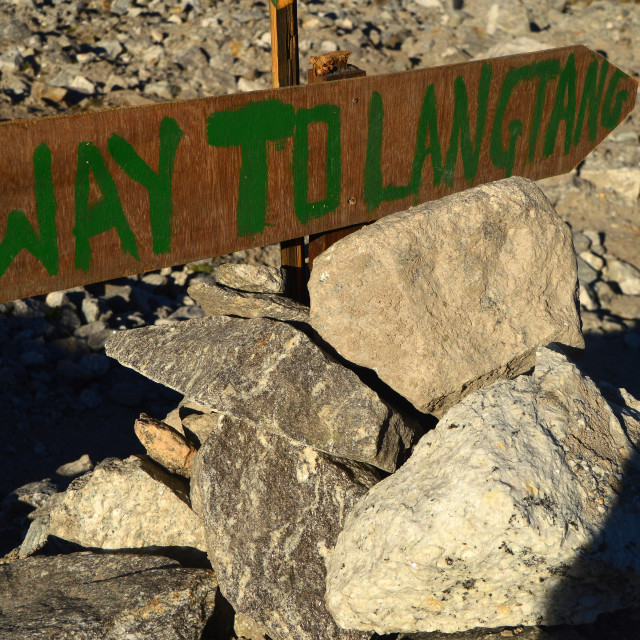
[308,50,365,83]
[309,50,352,75]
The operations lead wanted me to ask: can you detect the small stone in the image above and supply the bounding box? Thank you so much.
[2,479,58,511]
[31,82,67,103]
[141,272,168,288]
[579,250,605,272]
[188,281,309,323]
[134,413,197,477]
[48,70,95,94]
[143,80,178,100]
[577,255,599,285]
[94,38,123,60]
[572,231,592,254]
[603,257,640,296]
[156,305,205,323]
[18,518,49,559]
[215,263,286,294]
[55,454,93,478]
[109,0,131,14]
[163,406,184,432]
[181,412,219,448]
[45,291,71,307]
[579,283,599,311]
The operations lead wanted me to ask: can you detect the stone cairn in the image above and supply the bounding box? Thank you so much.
[5,176,640,640]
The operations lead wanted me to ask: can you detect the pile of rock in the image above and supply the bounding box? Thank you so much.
[7,176,640,639]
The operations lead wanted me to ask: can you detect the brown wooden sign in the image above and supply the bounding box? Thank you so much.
[0,45,636,303]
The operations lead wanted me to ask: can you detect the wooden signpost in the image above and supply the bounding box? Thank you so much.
[0,45,636,303]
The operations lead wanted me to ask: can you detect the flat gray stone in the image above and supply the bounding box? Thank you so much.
[191,413,376,640]
[0,552,217,640]
[188,281,309,323]
[326,347,640,633]
[106,317,419,472]
[215,262,286,294]
[309,177,584,417]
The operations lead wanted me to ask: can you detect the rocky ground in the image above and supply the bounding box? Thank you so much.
[0,0,639,637]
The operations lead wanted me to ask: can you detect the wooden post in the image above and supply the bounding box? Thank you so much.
[270,0,299,88]
[270,0,306,302]
[307,51,367,272]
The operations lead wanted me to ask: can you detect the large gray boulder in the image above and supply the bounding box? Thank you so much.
[309,177,584,417]
[106,316,419,472]
[27,455,206,557]
[191,413,378,640]
[326,346,640,634]
[0,552,217,640]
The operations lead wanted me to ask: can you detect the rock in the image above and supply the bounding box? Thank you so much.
[2,478,58,511]
[48,70,96,94]
[578,283,598,311]
[55,453,93,478]
[579,251,604,272]
[32,455,206,558]
[572,231,592,254]
[157,305,205,323]
[0,552,217,640]
[181,411,219,447]
[234,612,271,640]
[576,256,599,285]
[325,346,640,633]
[215,262,286,294]
[18,517,49,558]
[603,257,640,296]
[188,281,309,323]
[309,177,584,417]
[191,413,377,640]
[134,413,197,477]
[106,316,419,472]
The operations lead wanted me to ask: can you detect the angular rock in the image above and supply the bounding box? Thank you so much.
[326,346,640,633]
[188,281,309,323]
[215,262,286,294]
[134,413,197,477]
[181,411,219,447]
[32,455,206,556]
[191,413,377,640]
[2,478,58,511]
[107,316,418,472]
[55,453,93,478]
[603,257,640,296]
[0,552,217,640]
[309,177,584,416]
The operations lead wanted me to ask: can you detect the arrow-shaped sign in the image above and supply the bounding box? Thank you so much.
[0,45,636,303]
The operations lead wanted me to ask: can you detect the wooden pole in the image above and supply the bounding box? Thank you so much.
[307,51,367,272]
[270,0,299,88]
[270,0,306,302]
